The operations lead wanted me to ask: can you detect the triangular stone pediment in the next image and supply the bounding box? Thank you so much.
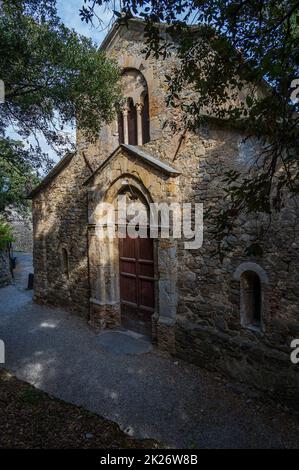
[84,144,180,188]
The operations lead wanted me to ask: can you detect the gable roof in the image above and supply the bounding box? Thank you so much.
[28,152,75,199]
[99,17,176,53]
[99,19,122,52]
[84,144,180,186]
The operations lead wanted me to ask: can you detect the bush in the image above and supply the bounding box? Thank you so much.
[0,220,14,251]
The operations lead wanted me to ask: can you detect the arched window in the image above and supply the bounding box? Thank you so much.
[240,271,262,329]
[118,69,150,146]
[62,248,69,279]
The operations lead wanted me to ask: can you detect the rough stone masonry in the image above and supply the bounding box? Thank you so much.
[30,19,299,406]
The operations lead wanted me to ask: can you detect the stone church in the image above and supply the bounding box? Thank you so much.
[30,19,299,403]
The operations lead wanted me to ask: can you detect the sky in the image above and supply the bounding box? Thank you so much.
[8,0,117,166]
[56,0,115,46]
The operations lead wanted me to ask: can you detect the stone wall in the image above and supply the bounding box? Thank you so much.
[32,152,92,317]
[143,120,299,405]
[0,249,11,288]
[8,210,33,253]
[98,24,299,403]
[32,20,299,405]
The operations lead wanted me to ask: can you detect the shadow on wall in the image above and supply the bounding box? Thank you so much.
[32,150,93,318]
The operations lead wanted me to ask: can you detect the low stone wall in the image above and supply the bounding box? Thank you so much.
[8,211,33,253]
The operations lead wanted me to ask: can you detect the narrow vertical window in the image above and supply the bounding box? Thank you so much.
[128,98,137,145]
[142,93,150,144]
[241,271,262,329]
[118,112,124,144]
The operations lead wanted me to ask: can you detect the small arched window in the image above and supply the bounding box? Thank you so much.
[118,69,150,146]
[62,248,69,279]
[241,271,261,329]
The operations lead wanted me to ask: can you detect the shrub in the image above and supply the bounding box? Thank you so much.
[0,220,14,251]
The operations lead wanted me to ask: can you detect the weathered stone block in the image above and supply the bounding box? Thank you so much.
[89,302,121,332]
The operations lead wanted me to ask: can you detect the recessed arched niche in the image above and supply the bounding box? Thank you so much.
[233,262,269,333]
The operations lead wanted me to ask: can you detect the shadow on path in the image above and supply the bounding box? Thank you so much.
[0,254,299,449]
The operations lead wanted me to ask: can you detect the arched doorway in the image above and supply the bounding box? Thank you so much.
[117,186,155,337]
[87,153,180,353]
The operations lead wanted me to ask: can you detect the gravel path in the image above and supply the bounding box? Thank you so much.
[0,253,299,449]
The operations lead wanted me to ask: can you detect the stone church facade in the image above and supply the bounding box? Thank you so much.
[30,19,299,404]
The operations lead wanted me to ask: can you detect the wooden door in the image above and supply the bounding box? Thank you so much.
[119,234,155,336]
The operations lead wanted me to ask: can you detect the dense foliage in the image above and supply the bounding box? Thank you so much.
[0,0,122,212]
[0,219,14,251]
[0,139,39,213]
